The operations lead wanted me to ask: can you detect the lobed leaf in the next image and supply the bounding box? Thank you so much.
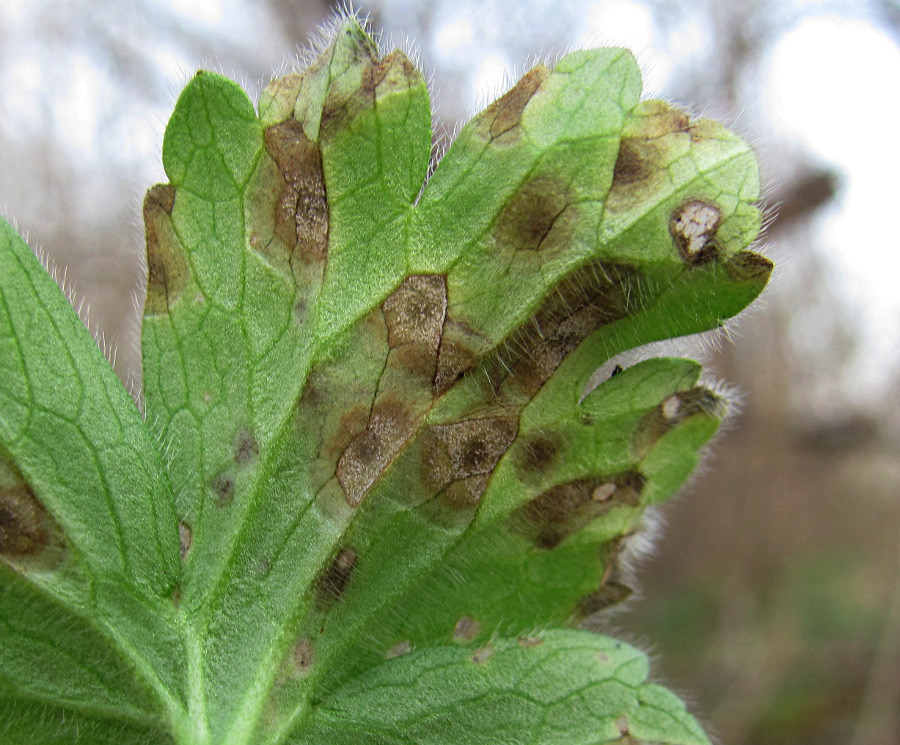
[0,14,770,745]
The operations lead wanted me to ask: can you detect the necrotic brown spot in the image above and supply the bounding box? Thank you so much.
[233,428,259,465]
[516,433,562,475]
[514,470,645,549]
[495,260,641,397]
[0,486,62,559]
[606,101,693,212]
[211,472,235,506]
[453,616,482,642]
[579,581,634,616]
[727,250,774,284]
[383,274,447,377]
[178,522,192,560]
[518,635,544,648]
[336,397,415,506]
[421,417,519,505]
[475,65,549,143]
[316,547,358,604]
[264,118,328,263]
[293,638,314,671]
[670,199,722,265]
[143,184,189,315]
[635,386,725,455]
[492,175,574,254]
[470,645,494,665]
[387,640,413,658]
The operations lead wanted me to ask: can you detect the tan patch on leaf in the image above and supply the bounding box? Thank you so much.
[383,274,447,378]
[263,119,328,264]
[316,546,358,604]
[453,615,482,642]
[492,175,575,254]
[337,397,415,506]
[143,184,189,315]
[514,470,645,549]
[421,417,519,504]
[474,65,549,144]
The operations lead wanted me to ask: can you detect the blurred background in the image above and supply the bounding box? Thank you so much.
[1,1,898,743]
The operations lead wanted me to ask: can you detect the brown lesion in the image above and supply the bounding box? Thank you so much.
[433,320,489,397]
[233,428,259,465]
[513,470,645,549]
[315,546,358,605]
[0,480,66,567]
[178,522,192,561]
[495,260,641,398]
[634,386,725,456]
[143,184,189,316]
[491,175,575,254]
[473,65,550,144]
[420,417,519,506]
[336,397,416,506]
[322,47,423,136]
[606,100,696,212]
[727,250,774,283]
[263,119,329,265]
[382,274,447,378]
[515,432,563,476]
[453,615,482,642]
[669,199,722,266]
[577,537,635,618]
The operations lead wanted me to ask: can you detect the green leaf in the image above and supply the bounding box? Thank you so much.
[0,218,187,733]
[293,630,711,745]
[0,14,770,745]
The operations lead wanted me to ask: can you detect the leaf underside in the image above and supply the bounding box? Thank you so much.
[0,16,770,745]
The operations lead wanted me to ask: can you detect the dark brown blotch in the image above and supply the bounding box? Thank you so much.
[577,536,635,617]
[726,250,774,284]
[607,101,692,209]
[337,397,415,506]
[0,485,64,560]
[422,417,519,487]
[516,432,562,475]
[263,118,328,264]
[496,261,641,397]
[211,472,236,506]
[492,175,575,255]
[233,428,259,465]
[579,581,634,616]
[475,65,549,143]
[635,386,725,455]
[433,320,491,397]
[669,199,722,266]
[383,274,448,377]
[322,47,420,135]
[144,184,189,315]
[421,416,519,504]
[316,546,358,604]
[515,470,646,549]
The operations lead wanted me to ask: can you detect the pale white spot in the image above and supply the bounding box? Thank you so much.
[387,640,412,658]
[470,645,494,664]
[661,394,681,419]
[671,201,720,259]
[591,482,617,502]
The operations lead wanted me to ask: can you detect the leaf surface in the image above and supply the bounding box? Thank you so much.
[0,15,770,745]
